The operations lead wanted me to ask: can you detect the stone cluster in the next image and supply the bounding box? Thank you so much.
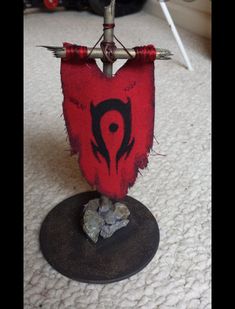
[83,196,130,243]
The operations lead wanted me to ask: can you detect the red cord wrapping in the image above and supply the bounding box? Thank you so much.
[103,23,115,30]
[134,45,156,62]
[65,45,88,60]
[64,44,156,63]
[100,41,117,63]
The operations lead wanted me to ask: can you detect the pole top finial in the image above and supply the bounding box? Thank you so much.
[105,0,116,13]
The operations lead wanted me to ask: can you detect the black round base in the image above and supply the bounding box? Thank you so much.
[40,191,160,284]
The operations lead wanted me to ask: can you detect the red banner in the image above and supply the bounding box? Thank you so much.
[61,43,155,199]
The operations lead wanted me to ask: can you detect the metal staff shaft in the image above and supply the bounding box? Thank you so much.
[102,0,116,77]
[100,0,115,202]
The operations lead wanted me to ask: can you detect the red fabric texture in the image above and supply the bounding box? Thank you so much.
[43,0,59,10]
[61,43,155,199]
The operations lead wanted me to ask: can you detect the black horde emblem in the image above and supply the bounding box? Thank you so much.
[90,98,135,173]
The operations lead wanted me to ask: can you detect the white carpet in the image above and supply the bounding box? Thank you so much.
[24,9,211,309]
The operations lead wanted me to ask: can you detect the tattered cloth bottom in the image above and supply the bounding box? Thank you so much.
[61,43,156,199]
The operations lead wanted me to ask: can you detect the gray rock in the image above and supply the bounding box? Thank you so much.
[100,202,130,224]
[102,210,117,225]
[100,219,129,238]
[83,209,105,243]
[84,198,100,212]
[113,202,130,220]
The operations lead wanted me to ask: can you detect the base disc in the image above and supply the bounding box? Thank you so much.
[40,191,160,284]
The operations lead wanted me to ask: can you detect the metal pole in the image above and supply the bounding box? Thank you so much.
[101,0,115,203]
[102,0,116,77]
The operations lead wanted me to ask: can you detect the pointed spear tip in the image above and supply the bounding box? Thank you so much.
[36,45,54,51]
[156,48,173,59]
[110,0,116,7]
[36,45,51,48]
[105,0,115,14]
[36,45,64,51]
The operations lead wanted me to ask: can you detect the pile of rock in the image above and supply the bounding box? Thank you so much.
[83,196,130,243]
